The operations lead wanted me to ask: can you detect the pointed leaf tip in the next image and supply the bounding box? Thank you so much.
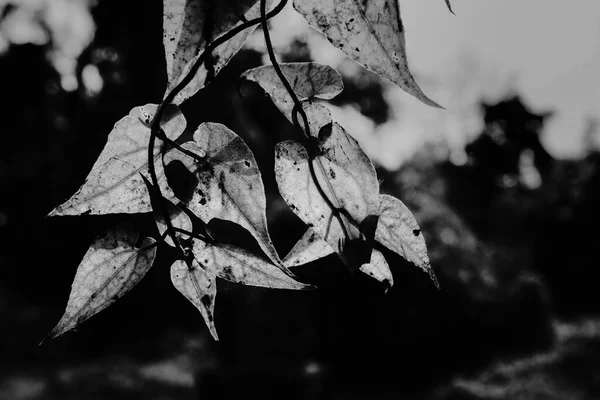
[47,224,157,339]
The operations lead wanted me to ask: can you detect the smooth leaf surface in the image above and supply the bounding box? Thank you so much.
[164,122,282,266]
[49,104,186,216]
[293,0,440,107]
[46,225,157,340]
[241,62,343,122]
[375,194,439,288]
[171,259,218,340]
[163,0,273,105]
[192,239,311,290]
[359,248,393,292]
[283,228,334,268]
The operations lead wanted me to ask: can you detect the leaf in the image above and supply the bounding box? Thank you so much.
[293,0,441,108]
[359,248,393,292]
[241,62,343,122]
[444,0,455,15]
[375,194,439,288]
[192,238,311,290]
[283,228,334,268]
[45,225,157,340]
[171,259,218,340]
[49,104,186,216]
[163,0,274,105]
[164,122,283,267]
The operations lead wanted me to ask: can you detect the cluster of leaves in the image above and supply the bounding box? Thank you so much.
[45,0,453,342]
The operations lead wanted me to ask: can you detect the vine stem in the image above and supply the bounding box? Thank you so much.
[259,0,353,241]
[145,0,290,258]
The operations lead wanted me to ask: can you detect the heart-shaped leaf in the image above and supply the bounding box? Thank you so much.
[163,0,274,105]
[45,225,157,340]
[171,259,218,340]
[164,122,283,267]
[293,0,440,107]
[192,238,311,290]
[241,62,343,123]
[375,194,439,288]
[49,104,186,216]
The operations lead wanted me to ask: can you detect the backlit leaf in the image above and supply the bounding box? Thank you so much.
[49,104,186,216]
[171,259,218,340]
[293,0,440,107]
[45,225,157,340]
[359,248,393,292]
[163,0,274,105]
[164,122,283,267]
[282,228,334,268]
[375,194,439,288]
[241,62,343,122]
[192,238,311,290]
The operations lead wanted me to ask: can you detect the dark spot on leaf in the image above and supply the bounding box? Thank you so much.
[201,295,212,309]
[199,198,207,206]
[412,229,421,236]
[329,169,336,179]
[244,160,251,168]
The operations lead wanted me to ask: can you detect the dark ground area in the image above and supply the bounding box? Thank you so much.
[1,1,600,399]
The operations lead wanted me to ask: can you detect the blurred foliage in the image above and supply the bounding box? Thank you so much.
[1,1,600,399]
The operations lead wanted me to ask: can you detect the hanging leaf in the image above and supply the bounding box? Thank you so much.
[164,122,283,267]
[283,228,334,268]
[241,62,343,122]
[444,0,455,15]
[359,248,393,292]
[171,259,218,340]
[163,0,274,105]
[49,104,186,217]
[45,225,157,340]
[293,0,440,108]
[375,194,439,288]
[192,238,311,290]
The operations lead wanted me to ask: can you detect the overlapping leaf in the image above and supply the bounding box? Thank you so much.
[164,122,283,267]
[359,248,393,292]
[45,225,157,340]
[163,0,274,105]
[241,62,343,123]
[375,194,439,288]
[171,259,218,340]
[274,118,379,264]
[49,104,186,216]
[293,0,440,107]
[192,238,310,290]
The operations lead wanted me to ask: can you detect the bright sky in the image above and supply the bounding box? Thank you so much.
[399,0,600,159]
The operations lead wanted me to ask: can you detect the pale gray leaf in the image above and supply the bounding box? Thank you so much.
[171,259,218,340]
[164,122,282,267]
[293,0,441,107]
[375,194,439,288]
[163,0,274,105]
[241,62,343,122]
[282,228,334,268]
[192,238,311,290]
[46,225,157,339]
[359,248,393,292]
[49,104,186,216]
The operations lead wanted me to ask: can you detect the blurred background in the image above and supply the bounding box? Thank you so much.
[1,0,599,399]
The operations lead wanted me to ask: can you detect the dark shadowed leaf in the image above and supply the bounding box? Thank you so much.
[171,259,218,340]
[192,238,311,290]
[49,104,186,216]
[45,225,157,340]
[163,0,274,105]
[359,248,393,292]
[375,194,439,288]
[293,0,440,107]
[283,228,334,268]
[241,62,343,122]
[164,123,283,267]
